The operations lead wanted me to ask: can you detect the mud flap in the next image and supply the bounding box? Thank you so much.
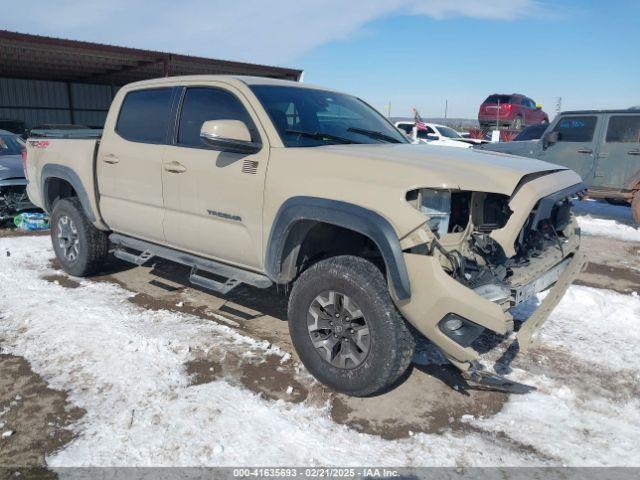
[517,252,587,352]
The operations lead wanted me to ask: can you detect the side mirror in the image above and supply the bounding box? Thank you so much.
[426,134,439,141]
[200,120,261,154]
[542,131,559,149]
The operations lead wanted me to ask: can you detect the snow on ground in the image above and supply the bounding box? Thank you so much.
[1,236,639,466]
[574,199,640,242]
[473,286,640,466]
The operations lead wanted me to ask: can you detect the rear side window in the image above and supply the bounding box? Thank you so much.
[606,115,640,143]
[116,88,173,144]
[416,127,436,138]
[552,116,597,142]
[177,87,256,148]
[484,95,511,104]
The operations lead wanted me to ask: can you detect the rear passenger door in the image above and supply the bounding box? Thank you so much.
[539,115,600,183]
[161,84,269,269]
[98,87,177,243]
[594,114,640,189]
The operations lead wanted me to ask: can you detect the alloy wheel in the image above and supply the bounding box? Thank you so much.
[57,214,80,262]
[307,291,371,369]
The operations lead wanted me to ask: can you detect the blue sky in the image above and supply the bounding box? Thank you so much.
[3,0,639,119]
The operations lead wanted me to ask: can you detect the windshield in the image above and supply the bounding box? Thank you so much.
[436,126,461,139]
[514,124,547,141]
[250,85,407,147]
[0,134,23,156]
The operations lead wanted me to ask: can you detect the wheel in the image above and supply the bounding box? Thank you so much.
[511,116,523,130]
[605,197,630,207]
[632,191,640,225]
[50,197,108,277]
[288,255,415,397]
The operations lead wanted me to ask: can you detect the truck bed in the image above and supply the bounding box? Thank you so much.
[25,136,104,228]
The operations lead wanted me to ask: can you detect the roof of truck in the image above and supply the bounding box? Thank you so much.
[122,75,344,94]
[560,109,638,115]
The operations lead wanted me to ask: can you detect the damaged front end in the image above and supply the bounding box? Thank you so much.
[396,169,586,391]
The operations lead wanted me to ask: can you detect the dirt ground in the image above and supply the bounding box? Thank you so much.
[1,226,639,468]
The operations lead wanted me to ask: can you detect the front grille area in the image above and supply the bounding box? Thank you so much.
[515,183,586,258]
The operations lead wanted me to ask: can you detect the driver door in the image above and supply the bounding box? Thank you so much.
[539,115,600,183]
[161,85,269,269]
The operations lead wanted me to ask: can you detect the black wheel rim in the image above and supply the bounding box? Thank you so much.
[307,291,370,369]
[57,215,80,262]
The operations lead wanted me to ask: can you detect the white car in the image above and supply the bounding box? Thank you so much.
[395,122,485,148]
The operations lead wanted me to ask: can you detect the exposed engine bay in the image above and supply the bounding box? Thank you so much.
[406,180,585,310]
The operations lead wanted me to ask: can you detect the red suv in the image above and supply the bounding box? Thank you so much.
[478,94,549,130]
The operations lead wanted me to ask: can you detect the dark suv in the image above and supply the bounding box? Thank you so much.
[478,94,549,130]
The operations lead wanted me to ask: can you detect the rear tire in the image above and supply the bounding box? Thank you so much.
[50,197,108,277]
[511,116,523,130]
[288,255,415,397]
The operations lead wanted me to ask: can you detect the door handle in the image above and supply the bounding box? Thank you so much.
[576,148,593,154]
[102,154,120,164]
[628,149,640,156]
[164,161,187,173]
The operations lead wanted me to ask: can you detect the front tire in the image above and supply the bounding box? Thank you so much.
[288,255,415,397]
[50,197,108,277]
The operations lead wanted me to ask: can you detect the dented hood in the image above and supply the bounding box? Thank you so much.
[319,143,565,195]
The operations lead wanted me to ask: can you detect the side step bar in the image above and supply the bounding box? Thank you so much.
[109,233,273,294]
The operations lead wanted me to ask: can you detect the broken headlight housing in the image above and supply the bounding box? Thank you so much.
[406,188,452,237]
[407,188,472,237]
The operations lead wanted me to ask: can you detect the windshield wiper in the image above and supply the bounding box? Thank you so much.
[284,129,357,144]
[347,127,402,143]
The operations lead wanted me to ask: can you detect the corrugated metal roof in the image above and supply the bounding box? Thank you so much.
[0,30,303,86]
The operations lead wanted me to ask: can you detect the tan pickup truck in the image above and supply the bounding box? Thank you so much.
[25,75,586,396]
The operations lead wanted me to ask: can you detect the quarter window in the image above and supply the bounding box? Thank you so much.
[177,87,256,148]
[116,88,173,143]
[606,115,640,143]
[552,116,597,142]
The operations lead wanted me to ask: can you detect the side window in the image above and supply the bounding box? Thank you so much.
[116,88,173,143]
[521,98,529,107]
[397,124,412,134]
[416,127,436,139]
[177,87,257,148]
[606,115,640,143]
[552,116,597,142]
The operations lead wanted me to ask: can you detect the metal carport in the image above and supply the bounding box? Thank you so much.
[0,30,302,128]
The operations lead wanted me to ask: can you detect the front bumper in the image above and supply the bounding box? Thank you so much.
[517,251,586,351]
[396,249,584,370]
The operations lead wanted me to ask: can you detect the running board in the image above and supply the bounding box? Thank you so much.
[109,233,273,294]
[113,248,154,266]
